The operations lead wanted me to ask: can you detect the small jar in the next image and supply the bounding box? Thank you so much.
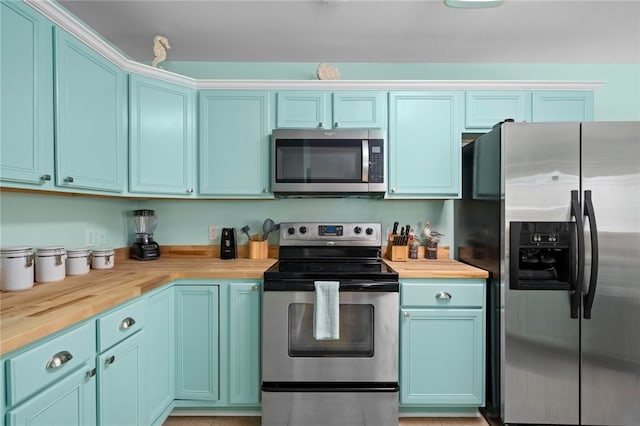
[92,247,115,270]
[66,248,91,276]
[409,237,419,259]
[35,246,67,283]
[0,247,35,291]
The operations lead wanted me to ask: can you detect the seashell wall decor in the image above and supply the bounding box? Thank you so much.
[316,63,341,80]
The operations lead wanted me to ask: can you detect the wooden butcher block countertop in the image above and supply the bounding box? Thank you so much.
[0,252,487,356]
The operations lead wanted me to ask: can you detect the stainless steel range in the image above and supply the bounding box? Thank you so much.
[262,222,399,426]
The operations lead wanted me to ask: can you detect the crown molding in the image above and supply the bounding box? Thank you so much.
[24,0,604,91]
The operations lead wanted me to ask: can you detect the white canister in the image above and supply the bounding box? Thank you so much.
[0,247,35,291]
[66,248,91,276]
[92,248,115,269]
[35,246,67,283]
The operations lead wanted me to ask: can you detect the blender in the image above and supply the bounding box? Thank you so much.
[130,209,160,260]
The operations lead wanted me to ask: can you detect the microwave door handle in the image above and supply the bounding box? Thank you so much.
[362,140,369,182]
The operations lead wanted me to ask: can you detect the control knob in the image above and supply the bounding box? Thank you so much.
[287,227,296,235]
[354,226,362,234]
[299,226,308,234]
[365,227,374,235]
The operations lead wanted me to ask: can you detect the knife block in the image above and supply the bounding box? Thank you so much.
[387,235,408,262]
[248,235,268,259]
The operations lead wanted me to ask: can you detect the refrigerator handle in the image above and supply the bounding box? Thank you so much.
[583,190,599,319]
[570,190,585,319]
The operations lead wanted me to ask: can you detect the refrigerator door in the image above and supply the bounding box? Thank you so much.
[580,122,640,426]
[502,123,580,425]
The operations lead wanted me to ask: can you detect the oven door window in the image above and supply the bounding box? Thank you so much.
[275,140,363,183]
[287,303,374,357]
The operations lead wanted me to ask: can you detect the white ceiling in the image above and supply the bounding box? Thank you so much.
[57,0,640,64]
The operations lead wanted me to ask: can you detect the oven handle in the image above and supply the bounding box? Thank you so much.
[262,382,399,392]
[263,281,399,292]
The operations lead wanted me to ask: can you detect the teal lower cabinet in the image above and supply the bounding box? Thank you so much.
[6,361,97,426]
[228,283,261,405]
[175,285,220,401]
[400,279,485,410]
[97,330,146,426]
[147,287,175,424]
[4,321,98,426]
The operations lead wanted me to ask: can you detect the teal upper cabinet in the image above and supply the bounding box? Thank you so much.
[199,90,272,197]
[129,75,196,196]
[532,90,594,122]
[0,1,54,186]
[465,91,531,129]
[54,28,126,193]
[276,91,386,129]
[175,285,219,401]
[388,91,462,198]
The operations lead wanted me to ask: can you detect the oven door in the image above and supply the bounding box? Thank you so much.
[262,284,398,383]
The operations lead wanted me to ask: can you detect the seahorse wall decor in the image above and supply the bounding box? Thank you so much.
[151,35,171,68]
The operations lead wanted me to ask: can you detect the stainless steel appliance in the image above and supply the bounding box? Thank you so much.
[455,121,640,425]
[130,209,160,260]
[271,129,386,195]
[262,222,399,426]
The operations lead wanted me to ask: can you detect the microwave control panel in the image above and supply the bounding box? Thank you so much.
[368,139,384,183]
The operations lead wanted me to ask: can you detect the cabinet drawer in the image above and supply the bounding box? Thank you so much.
[97,299,145,352]
[6,321,95,407]
[401,281,484,308]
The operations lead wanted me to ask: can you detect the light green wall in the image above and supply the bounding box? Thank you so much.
[0,191,452,250]
[162,62,640,120]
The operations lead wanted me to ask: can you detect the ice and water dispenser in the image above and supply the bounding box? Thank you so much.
[510,222,575,290]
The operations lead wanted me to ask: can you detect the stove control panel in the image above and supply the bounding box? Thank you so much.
[280,222,381,246]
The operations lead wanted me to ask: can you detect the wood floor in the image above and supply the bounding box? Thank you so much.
[163,416,489,426]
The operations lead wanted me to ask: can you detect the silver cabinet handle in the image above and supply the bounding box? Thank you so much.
[334,122,339,128]
[119,317,136,330]
[40,174,51,181]
[64,176,74,183]
[186,188,194,193]
[86,368,97,378]
[252,285,259,291]
[403,311,410,318]
[318,122,324,128]
[391,188,396,193]
[436,291,452,300]
[105,355,115,365]
[46,351,73,370]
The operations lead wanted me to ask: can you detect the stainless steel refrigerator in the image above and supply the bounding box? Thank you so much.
[455,121,640,426]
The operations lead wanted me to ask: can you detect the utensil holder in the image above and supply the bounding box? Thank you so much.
[387,235,408,262]
[248,236,268,259]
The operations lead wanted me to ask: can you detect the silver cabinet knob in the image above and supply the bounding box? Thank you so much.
[86,368,97,378]
[186,188,194,193]
[105,355,115,365]
[391,188,396,193]
[403,311,410,318]
[119,317,136,330]
[318,122,324,128]
[334,122,339,128]
[252,285,259,291]
[64,176,74,183]
[46,351,73,370]
[436,291,452,300]
[262,187,268,193]
[40,174,51,181]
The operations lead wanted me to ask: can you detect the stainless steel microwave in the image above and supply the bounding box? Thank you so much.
[271,129,386,195]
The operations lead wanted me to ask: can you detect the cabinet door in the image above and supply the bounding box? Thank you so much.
[276,91,329,129]
[400,308,484,406]
[0,1,54,186]
[199,91,271,196]
[228,283,261,404]
[147,288,175,423]
[98,330,147,426]
[332,91,387,129]
[532,90,594,122]
[388,91,462,198]
[54,28,126,193]
[465,91,531,129]
[175,285,219,400]
[129,75,196,196]
[7,361,97,426]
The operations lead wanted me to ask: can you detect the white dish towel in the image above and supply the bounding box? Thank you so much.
[313,281,340,340]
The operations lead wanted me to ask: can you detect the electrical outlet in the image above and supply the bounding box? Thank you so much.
[86,229,95,246]
[208,225,218,241]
